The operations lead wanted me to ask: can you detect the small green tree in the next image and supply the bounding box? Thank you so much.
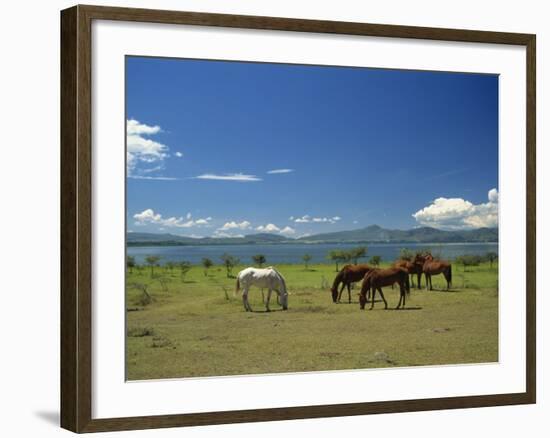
[178,261,192,282]
[201,257,213,276]
[349,246,367,264]
[145,255,160,278]
[369,255,382,267]
[126,255,135,274]
[165,261,176,273]
[302,253,312,270]
[220,253,239,278]
[327,250,347,272]
[252,254,266,267]
[456,254,482,272]
[399,248,413,261]
[486,251,498,268]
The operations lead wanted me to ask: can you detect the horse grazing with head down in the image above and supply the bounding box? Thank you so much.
[359,267,410,310]
[330,264,373,304]
[236,267,289,312]
[414,254,452,290]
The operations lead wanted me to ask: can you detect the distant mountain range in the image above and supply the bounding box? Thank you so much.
[127,225,498,246]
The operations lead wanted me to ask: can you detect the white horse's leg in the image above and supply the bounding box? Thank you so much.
[242,287,251,311]
[265,289,272,312]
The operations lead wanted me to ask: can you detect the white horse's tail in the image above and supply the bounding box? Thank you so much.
[234,277,240,296]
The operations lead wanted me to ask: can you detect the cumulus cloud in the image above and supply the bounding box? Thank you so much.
[218,221,252,231]
[279,226,296,235]
[193,173,262,182]
[174,151,183,158]
[255,223,296,235]
[127,119,161,135]
[212,231,245,238]
[133,209,212,228]
[488,188,498,203]
[126,119,182,181]
[267,169,294,174]
[293,215,341,224]
[412,188,499,230]
[127,120,168,173]
[256,223,280,232]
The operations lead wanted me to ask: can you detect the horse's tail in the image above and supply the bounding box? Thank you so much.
[447,264,452,287]
[405,272,411,295]
[234,277,240,296]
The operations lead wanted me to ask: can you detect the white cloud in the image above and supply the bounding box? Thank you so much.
[127,121,167,164]
[213,231,245,238]
[280,226,296,235]
[412,188,499,230]
[127,119,161,135]
[127,119,176,179]
[267,169,294,174]
[293,215,341,224]
[218,221,251,231]
[255,223,296,235]
[175,151,183,158]
[127,175,178,181]
[256,223,280,232]
[194,173,262,182]
[488,188,498,203]
[133,209,212,228]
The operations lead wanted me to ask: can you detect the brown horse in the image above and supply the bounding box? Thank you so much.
[393,260,421,289]
[415,254,452,290]
[359,267,410,310]
[393,252,431,289]
[331,264,373,303]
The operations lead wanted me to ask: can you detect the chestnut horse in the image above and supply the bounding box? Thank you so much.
[393,253,430,289]
[331,264,373,303]
[359,267,410,310]
[414,254,452,290]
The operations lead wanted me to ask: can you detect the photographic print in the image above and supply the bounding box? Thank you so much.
[125,57,499,380]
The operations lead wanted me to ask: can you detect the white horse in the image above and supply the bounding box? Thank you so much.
[235,267,289,312]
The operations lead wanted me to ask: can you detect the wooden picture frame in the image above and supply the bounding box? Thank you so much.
[60,4,536,433]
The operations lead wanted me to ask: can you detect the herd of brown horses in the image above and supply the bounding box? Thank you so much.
[330,252,452,310]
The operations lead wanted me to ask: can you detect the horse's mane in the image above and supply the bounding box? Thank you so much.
[331,270,341,289]
[269,267,287,293]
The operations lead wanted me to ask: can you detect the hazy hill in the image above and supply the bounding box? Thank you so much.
[127,232,289,246]
[127,225,497,246]
[296,225,498,243]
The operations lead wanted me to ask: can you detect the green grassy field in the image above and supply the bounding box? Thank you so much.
[126,262,498,380]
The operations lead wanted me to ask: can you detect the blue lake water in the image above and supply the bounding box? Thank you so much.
[127,242,498,266]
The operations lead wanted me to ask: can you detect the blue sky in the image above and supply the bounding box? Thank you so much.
[126,56,498,238]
